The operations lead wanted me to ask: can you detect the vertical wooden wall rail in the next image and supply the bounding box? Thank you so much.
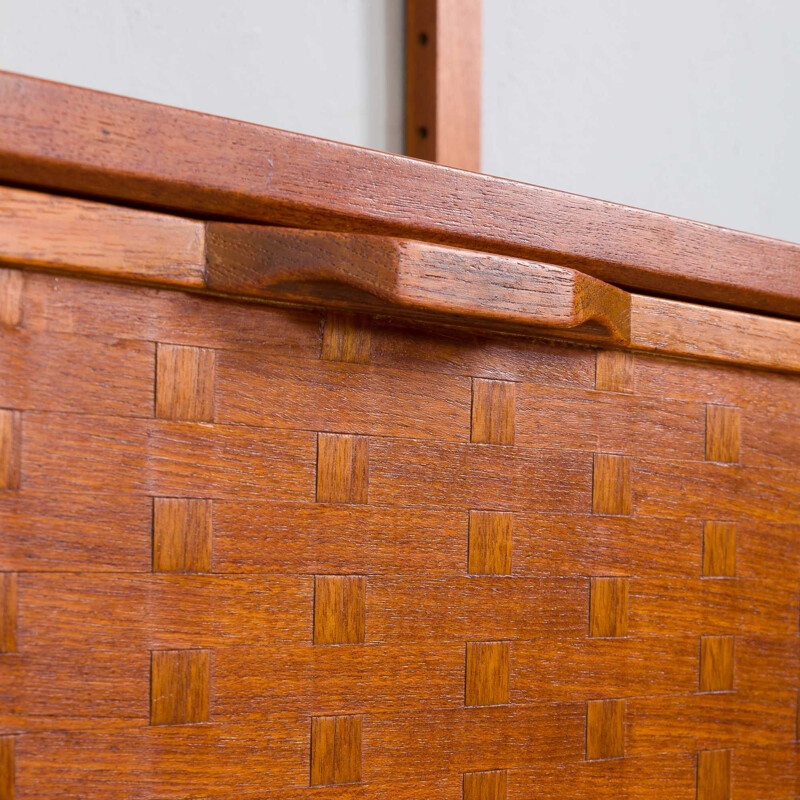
[405,0,482,171]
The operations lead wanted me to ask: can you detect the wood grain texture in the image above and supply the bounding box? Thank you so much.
[150,648,210,726]
[595,350,634,393]
[0,735,13,800]
[6,194,800,376]
[152,498,212,573]
[706,405,741,464]
[4,250,800,795]
[628,578,798,635]
[736,521,800,581]
[310,715,362,785]
[0,572,17,653]
[22,412,316,500]
[696,749,731,800]
[512,637,697,703]
[632,351,800,418]
[405,0,482,171]
[0,185,204,286]
[0,327,155,417]
[216,350,469,441]
[213,506,699,578]
[699,636,735,693]
[213,501,467,576]
[468,510,513,575]
[205,226,632,343]
[20,572,313,648]
[12,720,309,797]
[634,458,800,523]
[0,490,150,572]
[321,313,371,364]
[4,72,800,317]
[730,744,800,800]
[586,699,625,760]
[625,691,796,755]
[8,739,700,800]
[631,293,800,374]
[2,643,464,719]
[735,635,800,694]
[0,267,22,327]
[310,716,336,785]
[21,267,323,358]
[510,753,696,799]
[316,434,369,504]
[703,521,737,578]
[465,641,510,707]
[471,379,515,445]
[367,439,591,512]
[592,454,631,516]
[213,643,465,715]
[370,321,595,386]
[362,703,585,775]
[738,404,800,470]
[0,410,21,490]
[516,385,705,459]
[510,514,700,578]
[155,343,216,422]
[589,578,629,638]
[332,715,362,785]
[367,578,587,641]
[463,768,506,800]
[313,576,366,646]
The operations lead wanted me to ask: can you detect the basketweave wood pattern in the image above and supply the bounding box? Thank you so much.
[2,263,800,799]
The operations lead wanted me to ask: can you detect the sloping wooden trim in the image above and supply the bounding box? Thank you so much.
[2,184,800,375]
[0,72,798,318]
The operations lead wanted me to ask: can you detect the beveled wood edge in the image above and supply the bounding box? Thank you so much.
[2,183,800,376]
[1,71,799,318]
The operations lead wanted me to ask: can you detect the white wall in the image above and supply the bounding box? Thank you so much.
[0,0,797,243]
[483,0,800,243]
[0,0,405,153]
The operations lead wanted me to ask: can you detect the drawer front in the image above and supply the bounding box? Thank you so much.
[3,264,799,798]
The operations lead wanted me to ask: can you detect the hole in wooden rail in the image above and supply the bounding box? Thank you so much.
[418,125,429,139]
[418,31,429,45]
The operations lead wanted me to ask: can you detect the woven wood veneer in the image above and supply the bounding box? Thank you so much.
[2,259,800,799]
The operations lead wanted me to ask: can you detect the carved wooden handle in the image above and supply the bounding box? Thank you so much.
[205,225,631,343]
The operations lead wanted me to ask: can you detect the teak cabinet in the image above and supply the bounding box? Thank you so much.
[1,72,800,799]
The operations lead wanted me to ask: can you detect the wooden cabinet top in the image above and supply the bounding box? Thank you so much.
[1,70,798,318]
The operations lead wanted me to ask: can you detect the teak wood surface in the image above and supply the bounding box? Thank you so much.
[1,71,800,317]
[3,185,800,376]
[1,75,800,800]
[405,0,482,170]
